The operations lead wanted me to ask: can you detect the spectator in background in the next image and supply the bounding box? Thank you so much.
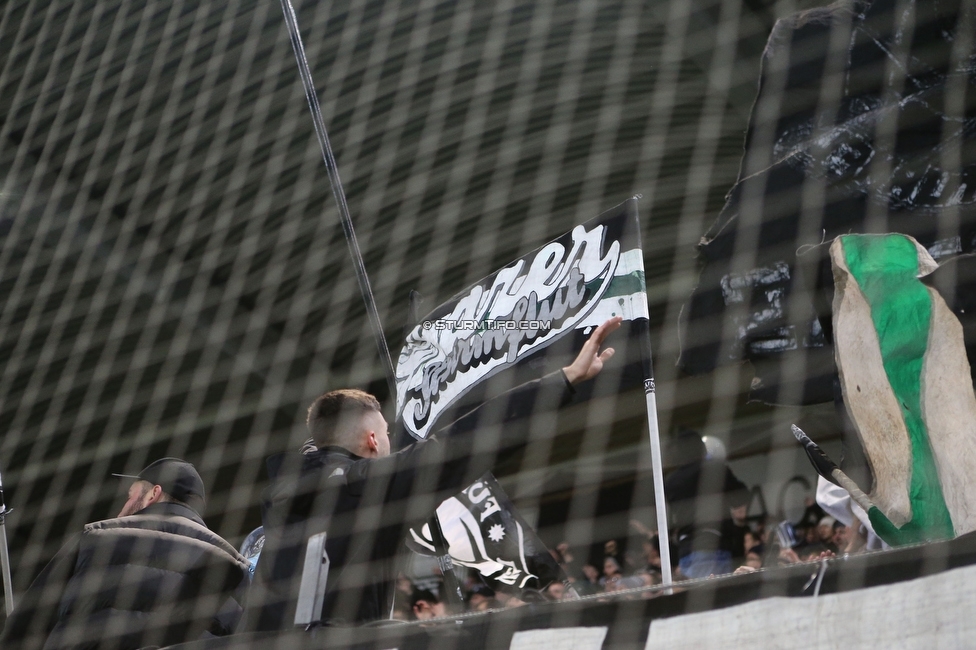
[733,544,765,575]
[495,592,527,608]
[624,544,644,575]
[550,541,580,585]
[577,564,602,595]
[744,530,762,555]
[722,497,752,565]
[832,520,850,551]
[798,498,827,531]
[411,589,446,621]
[641,534,663,581]
[0,459,250,650]
[817,516,839,553]
[664,430,750,579]
[798,543,831,562]
[391,575,415,621]
[744,545,763,569]
[466,584,496,611]
[601,557,623,589]
[546,581,566,600]
[556,542,575,567]
[605,572,653,594]
[628,520,668,582]
[795,523,818,548]
[779,500,829,558]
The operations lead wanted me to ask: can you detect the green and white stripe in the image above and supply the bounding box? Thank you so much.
[831,234,976,544]
[576,248,648,329]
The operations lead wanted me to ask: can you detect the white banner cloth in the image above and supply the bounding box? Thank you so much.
[646,562,976,649]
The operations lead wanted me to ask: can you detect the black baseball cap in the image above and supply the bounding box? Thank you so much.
[113,458,206,507]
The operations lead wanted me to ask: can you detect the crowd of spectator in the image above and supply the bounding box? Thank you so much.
[388,493,875,621]
[379,428,879,621]
[0,320,883,646]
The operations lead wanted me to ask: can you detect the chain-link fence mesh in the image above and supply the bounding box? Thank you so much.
[0,0,974,646]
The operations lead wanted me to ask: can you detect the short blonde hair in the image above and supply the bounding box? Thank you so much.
[306,389,381,447]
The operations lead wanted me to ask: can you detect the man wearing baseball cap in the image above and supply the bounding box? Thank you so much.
[0,458,250,650]
[113,457,207,518]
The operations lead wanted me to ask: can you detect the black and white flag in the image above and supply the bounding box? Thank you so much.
[395,199,652,592]
[395,198,648,441]
[406,474,561,592]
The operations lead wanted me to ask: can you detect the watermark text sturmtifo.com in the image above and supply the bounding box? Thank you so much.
[422,319,553,331]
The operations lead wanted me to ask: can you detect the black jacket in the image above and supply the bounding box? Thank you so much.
[664,460,749,558]
[0,502,250,650]
[248,370,574,629]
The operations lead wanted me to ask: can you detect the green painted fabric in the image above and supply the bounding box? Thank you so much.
[841,235,954,545]
[603,271,646,298]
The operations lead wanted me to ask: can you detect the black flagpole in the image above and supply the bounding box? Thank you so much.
[790,424,876,514]
[278,0,397,400]
[428,515,466,612]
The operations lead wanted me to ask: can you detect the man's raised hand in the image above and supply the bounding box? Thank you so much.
[562,316,623,385]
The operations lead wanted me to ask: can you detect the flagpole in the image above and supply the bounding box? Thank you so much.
[427,515,466,612]
[0,463,14,615]
[636,319,673,590]
[278,0,398,400]
[630,198,673,590]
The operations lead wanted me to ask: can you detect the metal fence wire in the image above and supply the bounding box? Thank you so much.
[0,0,974,647]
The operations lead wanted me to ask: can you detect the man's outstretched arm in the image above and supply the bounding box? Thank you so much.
[435,315,622,445]
[561,316,622,385]
[383,317,623,498]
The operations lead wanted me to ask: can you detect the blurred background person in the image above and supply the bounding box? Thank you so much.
[664,430,750,579]
[410,589,447,621]
[0,459,249,650]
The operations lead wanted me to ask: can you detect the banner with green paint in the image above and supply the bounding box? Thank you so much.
[831,234,976,545]
[395,198,647,441]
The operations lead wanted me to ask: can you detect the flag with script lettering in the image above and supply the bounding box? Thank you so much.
[394,198,656,595]
[395,198,648,441]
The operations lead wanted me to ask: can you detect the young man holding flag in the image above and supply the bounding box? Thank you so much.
[247,316,621,629]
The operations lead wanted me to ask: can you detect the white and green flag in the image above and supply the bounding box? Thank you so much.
[831,233,976,545]
[393,198,674,591]
[395,198,648,440]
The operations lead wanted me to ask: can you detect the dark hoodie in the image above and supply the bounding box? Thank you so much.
[247,371,574,629]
